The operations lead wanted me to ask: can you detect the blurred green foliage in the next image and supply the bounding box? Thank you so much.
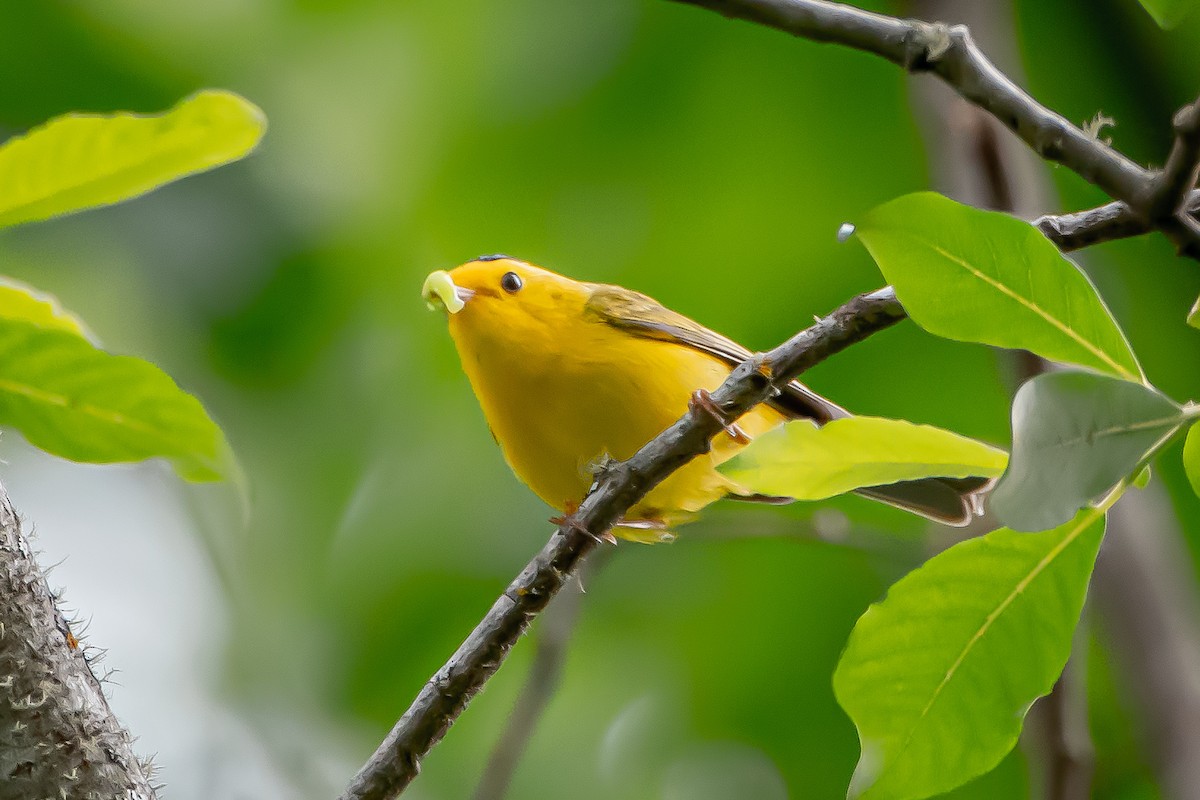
[2,1,1199,798]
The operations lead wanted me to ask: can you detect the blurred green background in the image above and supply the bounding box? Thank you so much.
[2,1,1200,798]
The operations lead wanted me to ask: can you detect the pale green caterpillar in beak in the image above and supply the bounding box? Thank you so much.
[422,270,471,314]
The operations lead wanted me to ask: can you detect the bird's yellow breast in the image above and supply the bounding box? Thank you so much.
[448,302,783,534]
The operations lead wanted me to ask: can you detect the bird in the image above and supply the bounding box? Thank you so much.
[423,255,988,542]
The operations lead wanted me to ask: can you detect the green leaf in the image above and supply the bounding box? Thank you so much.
[991,370,1184,532]
[0,277,88,336]
[0,319,230,481]
[1188,296,1200,329]
[718,416,1006,500]
[0,90,266,229]
[1137,0,1196,28]
[855,192,1142,382]
[1185,422,1200,499]
[1133,464,1153,489]
[834,510,1105,800]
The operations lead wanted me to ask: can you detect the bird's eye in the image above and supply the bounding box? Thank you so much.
[500,271,523,293]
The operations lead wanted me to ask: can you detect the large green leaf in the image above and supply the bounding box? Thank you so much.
[718,416,1006,500]
[834,510,1105,800]
[855,192,1142,382]
[1185,422,1200,499]
[991,370,1185,532]
[0,277,88,336]
[0,90,265,229]
[0,319,229,481]
[1137,0,1196,28]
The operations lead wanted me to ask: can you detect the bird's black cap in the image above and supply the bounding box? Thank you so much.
[474,253,511,262]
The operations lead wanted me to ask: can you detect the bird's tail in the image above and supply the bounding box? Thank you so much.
[731,475,991,527]
[854,476,992,527]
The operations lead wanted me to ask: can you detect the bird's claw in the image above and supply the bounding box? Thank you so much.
[551,502,619,545]
[690,388,751,445]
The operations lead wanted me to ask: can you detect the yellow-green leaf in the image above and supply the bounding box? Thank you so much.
[1185,422,1200,499]
[0,277,88,336]
[1133,465,1153,489]
[0,90,266,229]
[856,192,1143,382]
[835,509,1105,800]
[1137,0,1196,28]
[1188,296,1200,329]
[0,319,231,481]
[719,416,1007,500]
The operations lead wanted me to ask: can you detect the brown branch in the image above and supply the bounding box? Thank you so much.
[1033,190,1200,253]
[667,0,1200,258]
[1144,97,1200,222]
[0,483,158,799]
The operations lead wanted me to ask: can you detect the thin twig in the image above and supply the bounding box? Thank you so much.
[1032,191,1200,253]
[1144,97,1200,222]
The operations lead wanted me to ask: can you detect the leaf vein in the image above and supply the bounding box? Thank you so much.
[892,510,1099,764]
[901,233,1138,381]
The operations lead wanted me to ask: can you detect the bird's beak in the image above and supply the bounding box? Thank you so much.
[422,270,475,314]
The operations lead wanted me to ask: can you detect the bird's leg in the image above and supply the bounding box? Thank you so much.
[550,500,618,545]
[689,388,750,445]
[614,516,675,544]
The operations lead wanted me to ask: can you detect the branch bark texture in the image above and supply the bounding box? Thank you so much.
[1144,97,1200,222]
[670,0,1200,258]
[1033,191,1200,253]
[0,483,157,800]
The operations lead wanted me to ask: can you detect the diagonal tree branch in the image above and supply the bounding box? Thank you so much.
[1143,96,1200,222]
[668,0,1200,258]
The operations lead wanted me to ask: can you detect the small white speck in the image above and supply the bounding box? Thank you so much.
[836,222,856,242]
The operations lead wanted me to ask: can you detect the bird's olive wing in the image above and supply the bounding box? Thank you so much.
[584,283,844,423]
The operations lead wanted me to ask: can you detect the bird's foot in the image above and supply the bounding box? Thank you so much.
[689,388,750,445]
[615,516,675,544]
[551,501,619,545]
[615,517,667,530]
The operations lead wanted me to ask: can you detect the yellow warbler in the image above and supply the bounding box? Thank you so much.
[424,256,985,541]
